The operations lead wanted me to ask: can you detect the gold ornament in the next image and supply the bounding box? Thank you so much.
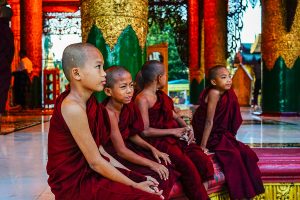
[262,0,300,69]
[208,183,300,200]
[81,0,148,49]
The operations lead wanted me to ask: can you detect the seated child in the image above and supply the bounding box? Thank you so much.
[192,65,265,199]
[46,43,162,200]
[134,70,192,120]
[101,66,177,199]
[135,60,214,200]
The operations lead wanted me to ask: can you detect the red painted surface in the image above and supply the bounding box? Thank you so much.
[43,0,80,12]
[254,148,300,182]
[43,5,79,12]
[203,0,227,76]
[23,0,42,74]
[188,0,199,81]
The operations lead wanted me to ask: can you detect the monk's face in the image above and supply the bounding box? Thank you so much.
[211,68,232,91]
[107,71,134,104]
[79,47,106,92]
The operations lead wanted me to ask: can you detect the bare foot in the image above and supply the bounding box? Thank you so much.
[203,181,208,190]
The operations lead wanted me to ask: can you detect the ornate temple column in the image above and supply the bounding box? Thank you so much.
[7,0,20,72]
[81,0,148,75]
[188,0,205,104]
[21,0,42,75]
[81,0,148,100]
[204,0,227,75]
[261,0,300,113]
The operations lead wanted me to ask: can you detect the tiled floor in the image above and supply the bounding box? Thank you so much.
[0,108,299,199]
[0,116,51,200]
[238,108,300,147]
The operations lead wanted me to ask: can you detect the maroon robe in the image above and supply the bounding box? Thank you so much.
[102,99,177,199]
[0,18,14,113]
[192,88,265,199]
[145,90,214,200]
[47,90,161,200]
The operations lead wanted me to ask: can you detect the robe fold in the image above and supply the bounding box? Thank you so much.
[47,90,161,200]
[192,88,265,199]
[102,99,177,199]
[145,90,214,200]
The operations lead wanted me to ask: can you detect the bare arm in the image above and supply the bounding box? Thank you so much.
[135,97,186,138]
[129,134,171,165]
[107,109,169,180]
[173,111,195,144]
[99,145,129,170]
[61,100,160,195]
[129,134,154,151]
[173,111,187,127]
[200,89,219,150]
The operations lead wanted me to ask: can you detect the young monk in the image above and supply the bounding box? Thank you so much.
[102,66,178,199]
[134,70,192,120]
[192,65,265,199]
[135,60,214,200]
[46,43,163,200]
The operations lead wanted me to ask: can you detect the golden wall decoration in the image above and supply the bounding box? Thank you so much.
[209,190,230,200]
[262,0,300,69]
[209,183,300,200]
[81,0,148,49]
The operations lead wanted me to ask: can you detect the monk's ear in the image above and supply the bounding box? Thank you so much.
[104,87,112,96]
[71,68,81,81]
[157,74,163,83]
[210,79,217,86]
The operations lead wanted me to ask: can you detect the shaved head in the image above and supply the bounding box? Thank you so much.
[141,60,164,85]
[134,70,144,91]
[62,43,99,81]
[208,65,227,82]
[105,66,131,88]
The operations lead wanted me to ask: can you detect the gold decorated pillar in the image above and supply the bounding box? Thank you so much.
[7,0,20,72]
[81,0,148,49]
[262,0,300,70]
[21,0,42,75]
[261,0,300,113]
[204,0,227,75]
[81,0,148,101]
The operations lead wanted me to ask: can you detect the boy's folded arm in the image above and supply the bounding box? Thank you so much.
[173,110,187,127]
[129,135,171,165]
[136,97,183,137]
[129,134,153,150]
[107,109,158,168]
[108,110,169,181]
[61,101,138,187]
